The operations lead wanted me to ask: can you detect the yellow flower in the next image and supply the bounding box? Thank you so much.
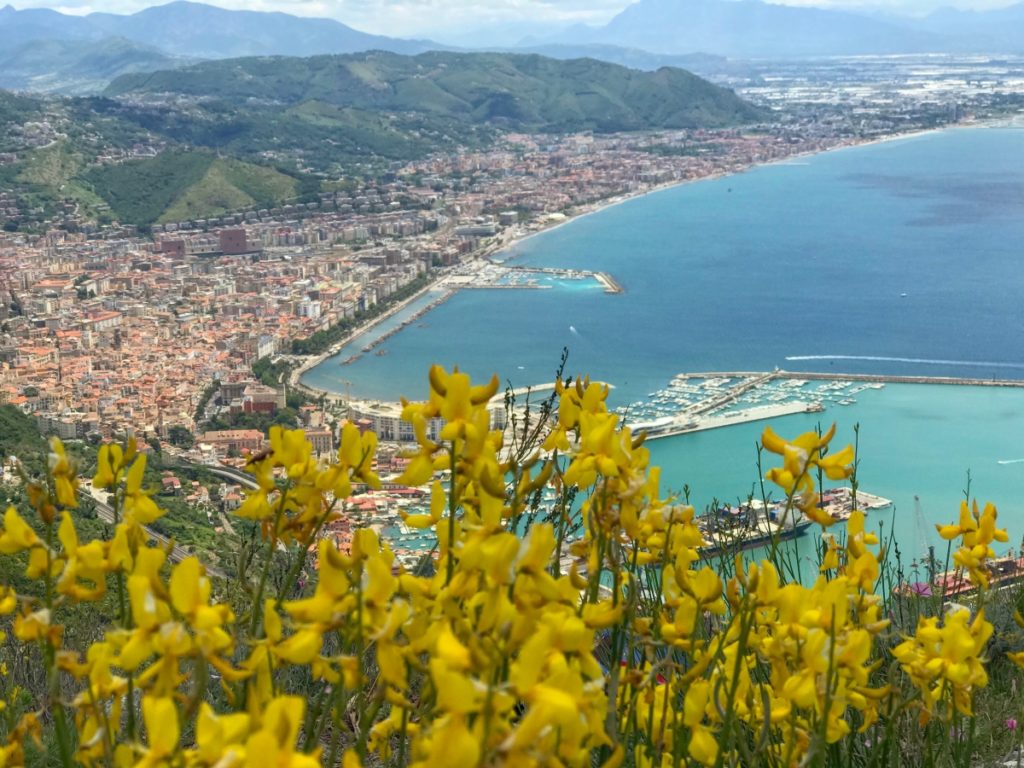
[0,506,41,553]
[894,604,992,717]
[195,703,250,765]
[243,696,319,768]
[761,424,854,522]
[937,501,1008,588]
[124,454,163,525]
[137,696,179,767]
[93,442,124,489]
[48,437,78,508]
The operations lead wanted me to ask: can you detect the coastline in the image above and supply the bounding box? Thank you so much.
[288,281,449,397]
[491,124,949,266]
[293,123,954,401]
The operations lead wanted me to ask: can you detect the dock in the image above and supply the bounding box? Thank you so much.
[633,400,820,441]
[595,272,623,294]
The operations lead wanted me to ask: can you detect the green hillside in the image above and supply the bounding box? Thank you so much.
[82,150,299,226]
[0,405,46,465]
[0,50,766,229]
[158,157,297,223]
[107,50,766,132]
[14,140,110,218]
[0,37,190,95]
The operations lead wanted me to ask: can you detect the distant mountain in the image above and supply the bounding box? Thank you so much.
[0,1,445,63]
[84,1,443,59]
[106,50,766,133]
[501,45,739,77]
[569,0,947,57]
[918,3,1024,52]
[0,37,191,95]
[0,4,99,49]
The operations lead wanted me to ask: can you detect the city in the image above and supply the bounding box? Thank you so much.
[0,2,1023,764]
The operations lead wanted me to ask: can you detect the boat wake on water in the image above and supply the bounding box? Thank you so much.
[997,459,1024,465]
[785,355,1024,369]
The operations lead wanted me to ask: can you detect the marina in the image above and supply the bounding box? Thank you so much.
[623,371,879,440]
[622,367,1024,442]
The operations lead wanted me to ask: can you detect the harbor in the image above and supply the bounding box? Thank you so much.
[623,371,864,441]
[621,367,1024,442]
[697,486,893,557]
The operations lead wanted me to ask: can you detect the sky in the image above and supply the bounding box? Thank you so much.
[26,0,1024,39]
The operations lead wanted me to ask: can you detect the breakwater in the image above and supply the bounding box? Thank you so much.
[682,370,1024,388]
[340,291,456,365]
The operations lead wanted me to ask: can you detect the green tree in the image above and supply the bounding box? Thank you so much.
[168,425,195,449]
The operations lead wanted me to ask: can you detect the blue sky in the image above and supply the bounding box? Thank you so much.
[33,0,1023,38]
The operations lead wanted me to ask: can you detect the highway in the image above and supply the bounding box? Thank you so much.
[79,488,227,579]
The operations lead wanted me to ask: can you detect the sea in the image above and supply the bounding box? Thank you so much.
[302,126,1024,562]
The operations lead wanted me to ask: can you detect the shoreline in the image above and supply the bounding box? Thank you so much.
[288,281,448,395]
[293,123,958,401]
[491,124,949,266]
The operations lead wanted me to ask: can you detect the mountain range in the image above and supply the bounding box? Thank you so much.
[3,0,1024,96]
[105,50,764,134]
[0,50,764,229]
[570,0,946,57]
[0,2,441,58]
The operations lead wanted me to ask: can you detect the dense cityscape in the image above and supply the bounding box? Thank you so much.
[5,55,1023,448]
[1,2,1024,761]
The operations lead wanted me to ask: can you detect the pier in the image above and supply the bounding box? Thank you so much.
[628,367,1024,442]
[595,272,624,294]
[633,400,819,441]
[680,370,1024,388]
[498,264,623,293]
[460,283,551,290]
[338,291,454,365]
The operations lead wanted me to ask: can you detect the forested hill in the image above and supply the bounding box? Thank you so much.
[105,50,766,132]
[0,51,765,230]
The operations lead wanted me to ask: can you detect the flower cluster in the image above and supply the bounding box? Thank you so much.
[936,500,1008,589]
[0,367,1018,768]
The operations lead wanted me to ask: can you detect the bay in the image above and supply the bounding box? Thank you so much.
[302,126,1024,553]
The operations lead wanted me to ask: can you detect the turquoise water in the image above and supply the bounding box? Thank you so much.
[647,384,1024,563]
[303,127,1024,553]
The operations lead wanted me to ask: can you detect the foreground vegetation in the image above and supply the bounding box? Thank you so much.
[1,366,1023,767]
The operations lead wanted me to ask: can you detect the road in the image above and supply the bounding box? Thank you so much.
[79,488,227,579]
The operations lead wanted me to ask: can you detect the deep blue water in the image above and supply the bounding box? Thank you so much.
[303,127,1024,552]
[305,127,1024,403]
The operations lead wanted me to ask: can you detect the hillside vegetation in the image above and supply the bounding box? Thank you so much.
[108,50,766,132]
[81,150,299,226]
[3,371,1024,767]
[0,50,765,227]
[0,37,189,95]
